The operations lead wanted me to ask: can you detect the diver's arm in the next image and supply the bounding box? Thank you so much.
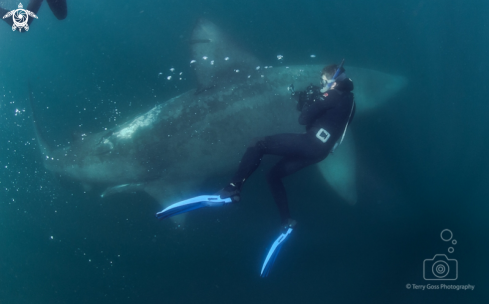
[298,95,335,125]
[296,84,321,112]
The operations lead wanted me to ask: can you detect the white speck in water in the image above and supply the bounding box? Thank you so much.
[310,54,316,58]
[202,56,208,60]
[247,75,251,78]
[235,69,240,73]
[210,60,214,65]
[170,68,175,72]
[256,66,260,70]
[190,60,196,64]
[277,55,283,60]
[50,236,54,239]
[224,57,229,60]
[167,76,172,80]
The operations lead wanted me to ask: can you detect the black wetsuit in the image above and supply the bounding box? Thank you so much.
[228,78,355,225]
[0,0,67,31]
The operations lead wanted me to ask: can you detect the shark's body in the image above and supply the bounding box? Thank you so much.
[34,20,407,214]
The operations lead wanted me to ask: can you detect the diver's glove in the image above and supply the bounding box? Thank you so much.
[260,219,297,277]
[156,195,232,220]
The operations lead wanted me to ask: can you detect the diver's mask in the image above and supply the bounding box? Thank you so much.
[320,76,335,87]
[320,75,336,93]
[320,72,346,93]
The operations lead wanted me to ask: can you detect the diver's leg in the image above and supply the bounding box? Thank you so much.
[218,139,265,200]
[234,134,315,185]
[220,134,305,199]
[220,133,318,201]
[267,157,318,225]
[46,0,67,20]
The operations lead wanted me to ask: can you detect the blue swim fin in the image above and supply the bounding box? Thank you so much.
[260,225,294,277]
[156,195,232,220]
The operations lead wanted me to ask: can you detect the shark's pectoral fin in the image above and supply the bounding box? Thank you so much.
[317,133,357,205]
[101,180,202,226]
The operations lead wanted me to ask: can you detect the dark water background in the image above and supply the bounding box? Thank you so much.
[1,0,488,303]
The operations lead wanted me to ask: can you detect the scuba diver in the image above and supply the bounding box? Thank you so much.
[1,0,67,31]
[156,61,356,277]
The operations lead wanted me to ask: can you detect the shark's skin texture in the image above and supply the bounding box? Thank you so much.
[33,20,407,218]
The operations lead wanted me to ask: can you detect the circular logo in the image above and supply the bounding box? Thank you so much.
[13,9,28,27]
[432,260,450,278]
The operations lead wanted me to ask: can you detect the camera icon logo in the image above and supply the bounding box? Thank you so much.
[423,254,458,280]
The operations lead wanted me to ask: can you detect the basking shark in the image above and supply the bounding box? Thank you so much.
[32,19,407,219]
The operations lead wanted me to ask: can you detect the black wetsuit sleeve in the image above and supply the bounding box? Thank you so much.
[298,94,335,126]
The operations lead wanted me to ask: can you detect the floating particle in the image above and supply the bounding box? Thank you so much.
[203,56,208,60]
[247,75,251,78]
[277,55,283,60]
[224,57,229,60]
[210,60,215,65]
[310,54,316,58]
[235,69,240,73]
[170,68,175,72]
[179,72,183,75]
[190,60,196,64]
[264,66,268,69]
[167,76,172,80]
[256,66,260,70]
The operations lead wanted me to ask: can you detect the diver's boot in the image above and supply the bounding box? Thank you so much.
[260,219,297,277]
[217,182,241,203]
[282,218,297,231]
